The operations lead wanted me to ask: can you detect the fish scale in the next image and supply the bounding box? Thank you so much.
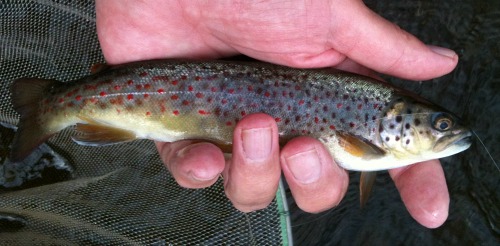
[10,59,471,174]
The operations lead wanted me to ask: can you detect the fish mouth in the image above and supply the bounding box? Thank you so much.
[433,131,472,153]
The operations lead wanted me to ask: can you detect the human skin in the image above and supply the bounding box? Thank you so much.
[96,0,457,228]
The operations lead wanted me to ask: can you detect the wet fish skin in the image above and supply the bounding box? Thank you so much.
[10,59,472,173]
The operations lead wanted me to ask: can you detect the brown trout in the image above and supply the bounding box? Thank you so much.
[10,60,471,193]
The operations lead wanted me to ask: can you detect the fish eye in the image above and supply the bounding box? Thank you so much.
[431,113,454,131]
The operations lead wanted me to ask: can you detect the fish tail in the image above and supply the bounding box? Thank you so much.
[10,78,59,161]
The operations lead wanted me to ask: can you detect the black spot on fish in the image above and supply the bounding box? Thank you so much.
[405,123,410,129]
[395,136,400,141]
[407,109,413,114]
[379,124,384,133]
[414,119,421,126]
[331,113,336,119]
[385,137,390,142]
[406,139,410,145]
[389,124,395,129]
[396,116,403,123]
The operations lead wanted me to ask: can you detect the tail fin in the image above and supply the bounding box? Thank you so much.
[10,78,59,162]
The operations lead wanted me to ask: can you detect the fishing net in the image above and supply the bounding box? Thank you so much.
[0,1,291,245]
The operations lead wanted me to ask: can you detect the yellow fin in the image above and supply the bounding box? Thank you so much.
[360,171,377,207]
[337,132,386,159]
[72,117,136,146]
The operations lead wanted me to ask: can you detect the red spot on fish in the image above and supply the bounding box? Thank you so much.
[241,111,246,116]
[228,89,235,94]
[171,80,178,85]
[146,112,151,116]
[160,105,166,113]
[284,119,290,125]
[329,125,336,130]
[196,92,204,98]
[207,97,213,103]
[58,98,64,103]
[181,75,187,80]
[275,117,282,123]
[295,85,301,91]
[84,84,97,91]
[247,86,253,91]
[264,91,271,97]
[90,98,98,103]
[298,100,304,105]
[373,104,379,109]
[314,96,319,102]
[127,80,134,85]
[211,87,217,92]
[66,91,74,97]
[171,95,179,100]
[221,99,228,104]
[114,85,121,90]
[100,91,107,97]
[182,100,189,105]
[144,94,150,99]
[195,76,202,81]
[358,104,363,110]
[127,94,134,100]
[75,95,82,101]
[188,86,194,91]
[157,88,165,94]
[337,103,343,109]
[116,109,121,114]
[350,122,356,128]
[139,72,148,77]
[314,117,319,124]
[117,95,124,105]
[136,84,143,90]
[173,110,179,116]
[198,110,209,115]
[152,75,169,82]
[144,84,151,89]
[226,121,232,126]
[287,105,292,111]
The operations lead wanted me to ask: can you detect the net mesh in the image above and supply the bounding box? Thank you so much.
[0,1,289,245]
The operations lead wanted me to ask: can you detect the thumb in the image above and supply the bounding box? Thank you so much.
[329,1,458,80]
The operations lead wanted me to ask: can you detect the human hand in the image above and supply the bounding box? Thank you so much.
[96,0,457,228]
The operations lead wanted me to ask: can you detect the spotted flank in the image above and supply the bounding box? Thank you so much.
[10,59,472,204]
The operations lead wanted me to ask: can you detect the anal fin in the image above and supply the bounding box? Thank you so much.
[72,120,136,146]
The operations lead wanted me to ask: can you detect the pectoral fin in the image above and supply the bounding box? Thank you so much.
[72,116,136,146]
[337,132,386,160]
[360,171,377,207]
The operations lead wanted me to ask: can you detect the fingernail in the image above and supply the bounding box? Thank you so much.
[285,149,321,184]
[428,45,457,59]
[241,127,272,162]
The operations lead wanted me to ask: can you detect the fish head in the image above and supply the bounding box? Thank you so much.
[378,97,472,161]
